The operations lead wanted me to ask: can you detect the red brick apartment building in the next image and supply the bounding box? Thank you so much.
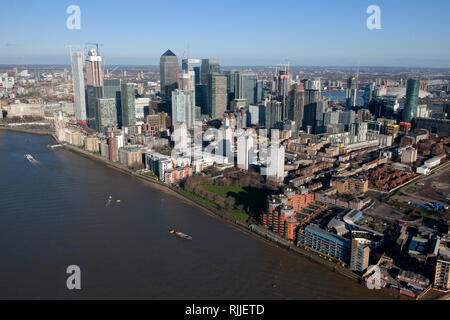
[261,188,314,241]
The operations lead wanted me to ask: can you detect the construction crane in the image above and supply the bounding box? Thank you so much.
[86,43,104,55]
[424,80,430,92]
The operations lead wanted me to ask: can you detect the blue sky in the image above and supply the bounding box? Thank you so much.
[0,0,449,67]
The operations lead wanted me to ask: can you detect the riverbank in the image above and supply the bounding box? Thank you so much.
[0,125,53,136]
[11,128,402,299]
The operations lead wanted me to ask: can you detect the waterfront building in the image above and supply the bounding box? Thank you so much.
[164,167,193,185]
[104,79,122,127]
[70,51,87,124]
[160,50,179,98]
[95,98,118,133]
[118,145,144,169]
[86,85,104,130]
[206,73,227,119]
[121,83,137,127]
[85,49,103,87]
[298,224,352,263]
[350,239,371,272]
[261,188,314,241]
[402,79,420,123]
[84,137,101,153]
[100,141,109,159]
[108,130,125,162]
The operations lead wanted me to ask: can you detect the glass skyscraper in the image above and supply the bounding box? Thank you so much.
[206,73,227,119]
[121,83,137,127]
[104,79,122,128]
[402,79,420,123]
[160,50,179,98]
[70,51,87,124]
[201,59,220,85]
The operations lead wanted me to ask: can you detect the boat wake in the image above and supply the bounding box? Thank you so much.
[106,195,113,207]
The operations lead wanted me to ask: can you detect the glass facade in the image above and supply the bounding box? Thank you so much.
[121,83,137,127]
[403,79,420,123]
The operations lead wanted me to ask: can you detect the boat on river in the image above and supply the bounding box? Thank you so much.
[170,229,192,241]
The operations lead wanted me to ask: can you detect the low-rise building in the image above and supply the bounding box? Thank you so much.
[298,224,352,264]
[118,145,144,168]
[331,176,368,195]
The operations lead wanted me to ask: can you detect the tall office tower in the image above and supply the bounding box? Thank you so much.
[85,49,104,87]
[303,100,327,134]
[70,51,87,124]
[182,59,201,85]
[86,85,104,130]
[346,76,359,108]
[402,79,420,123]
[277,70,289,98]
[104,79,122,127]
[171,89,196,127]
[350,240,370,272]
[121,83,137,127]
[201,59,220,85]
[363,83,375,107]
[206,73,227,119]
[237,132,255,171]
[265,99,283,130]
[226,70,240,103]
[177,71,196,90]
[236,72,259,105]
[160,50,179,98]
[287,83,305,133]
[195,84,207,115]
[303,79,324,133]
[95,98,118,133]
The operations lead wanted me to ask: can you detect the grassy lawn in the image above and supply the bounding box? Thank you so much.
[203,186,246,197]
[203,185,267,218]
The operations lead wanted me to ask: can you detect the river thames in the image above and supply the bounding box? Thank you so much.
[0,130,392,299]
